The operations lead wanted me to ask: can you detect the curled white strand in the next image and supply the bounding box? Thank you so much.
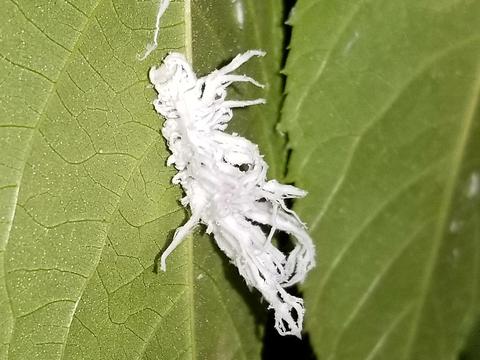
[149,50,316,337]
[138,0,171,61]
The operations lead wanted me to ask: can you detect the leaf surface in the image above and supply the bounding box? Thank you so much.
[281,1,480,359]
[0,1,283,359]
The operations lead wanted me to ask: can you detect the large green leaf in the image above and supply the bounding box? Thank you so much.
[281,0,480,359]
[0,1,283,359]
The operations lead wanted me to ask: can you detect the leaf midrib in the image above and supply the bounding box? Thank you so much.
[183,1,198,359]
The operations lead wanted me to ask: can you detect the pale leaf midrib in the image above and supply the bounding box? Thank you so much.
[183,1,197,359]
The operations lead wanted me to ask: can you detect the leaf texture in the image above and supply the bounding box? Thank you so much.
[0,1,283,359]
[281,0,480,359]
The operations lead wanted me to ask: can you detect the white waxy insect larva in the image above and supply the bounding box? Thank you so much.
[149,50,316,337]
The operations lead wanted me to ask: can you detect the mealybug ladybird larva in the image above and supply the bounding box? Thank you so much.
[149,51,315,337]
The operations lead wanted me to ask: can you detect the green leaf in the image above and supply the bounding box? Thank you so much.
[0,1,283,359]
[281,0,480,359]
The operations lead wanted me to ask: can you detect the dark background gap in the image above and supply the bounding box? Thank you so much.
[262,1,317,358]
[261,210,317,360]
[261,200,317,358]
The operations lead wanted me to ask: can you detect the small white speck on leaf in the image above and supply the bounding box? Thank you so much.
[343,31,360,55]
[232,0,245,29]
[449,220,463,234]
[466,171,479,198]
